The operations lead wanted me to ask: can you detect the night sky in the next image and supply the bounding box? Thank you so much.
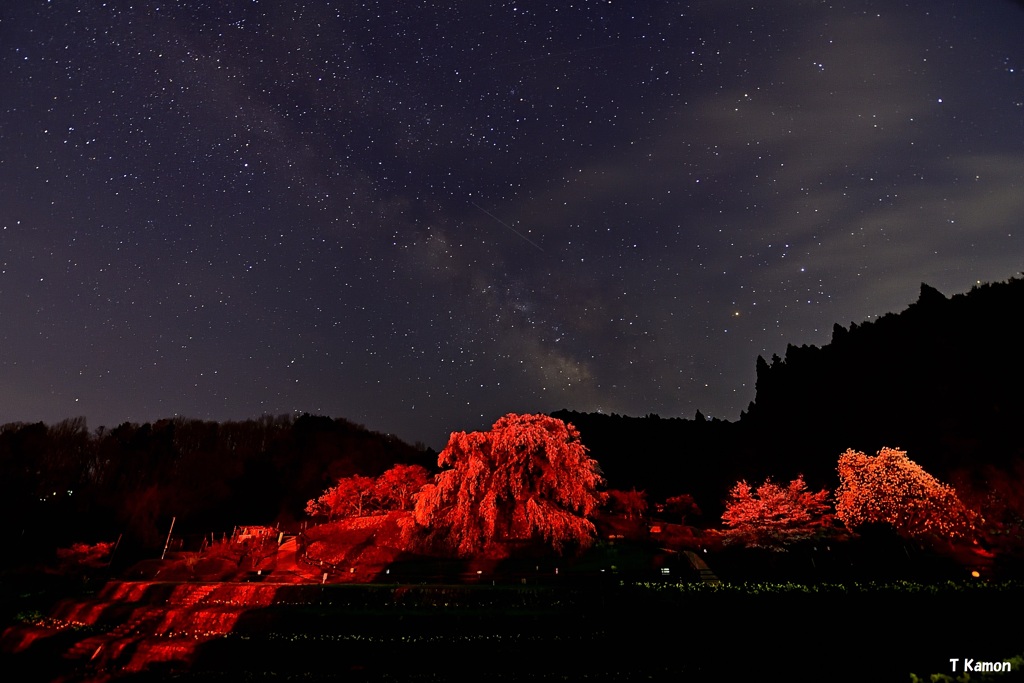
[2,1,1022,448]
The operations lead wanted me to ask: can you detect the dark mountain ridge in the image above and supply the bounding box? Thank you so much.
[556,275,1024,513]
[3,276,1020,551]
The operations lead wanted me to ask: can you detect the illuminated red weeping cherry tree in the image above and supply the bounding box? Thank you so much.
[720,475,833,551]
[413,413,605,558]
[835,447,979,540]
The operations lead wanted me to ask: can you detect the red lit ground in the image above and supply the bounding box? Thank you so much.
[3,518,1018,681]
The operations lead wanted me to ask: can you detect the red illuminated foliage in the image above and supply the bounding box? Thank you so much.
[721,475,833,550]
[372,464,430,512]
[835,447,978,540]
[305,474,376,521]
[658,494,701,524]
[604,489,648,519]
[305,464,431,521]
[951,460,1024,553]
[413,413,604,557]
[56,541,115,568]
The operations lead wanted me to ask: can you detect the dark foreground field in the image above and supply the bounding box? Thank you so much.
[4,575,1023,683]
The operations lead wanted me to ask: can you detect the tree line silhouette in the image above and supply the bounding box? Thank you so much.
[556,276,1024,519]
[3,276,1022,561]
[1,414,431,560]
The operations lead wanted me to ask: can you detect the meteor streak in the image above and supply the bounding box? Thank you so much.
[469,201,545,252]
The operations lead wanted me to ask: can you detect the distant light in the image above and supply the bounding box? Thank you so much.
[971,570,980,578]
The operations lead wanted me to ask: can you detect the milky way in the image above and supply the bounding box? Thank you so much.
[2,1,1022,447]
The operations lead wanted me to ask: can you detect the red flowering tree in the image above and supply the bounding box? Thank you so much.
[721,475,833,550]
[305,475,376,521]
[306,464,431,521]
[413,413,604,557]
[835,447,978,540]
[372,464,430,512]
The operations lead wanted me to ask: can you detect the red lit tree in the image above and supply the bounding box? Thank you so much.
[721,475,832,550]
[604,489,649,519]
[658,494,701,524]
[951,460,1024,553]
[835,447,977,540]
[372,464,430,512]
[305,474,376,521]
[306,464,430,520]
[413,413,604,557]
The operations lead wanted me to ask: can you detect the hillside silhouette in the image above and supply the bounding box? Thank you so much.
[1,414,433,560]
[3,277,1021,555]
[556,276,1024,515]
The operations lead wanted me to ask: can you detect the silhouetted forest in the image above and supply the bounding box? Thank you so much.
[3,276,1022,556]
[2,414,432,558]
[557,276,1024,516]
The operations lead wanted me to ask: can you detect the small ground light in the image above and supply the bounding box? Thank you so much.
[971,570,981,578]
